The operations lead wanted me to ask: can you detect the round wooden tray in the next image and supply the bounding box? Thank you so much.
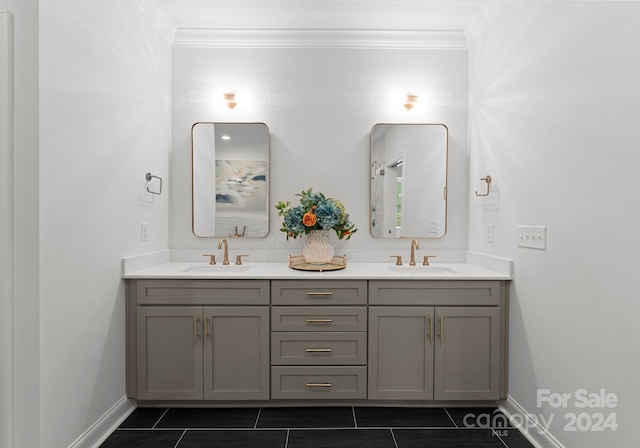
[288,255,347,272]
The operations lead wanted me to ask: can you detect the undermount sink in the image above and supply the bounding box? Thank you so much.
[181,265,253,273]
[387,265,457,274]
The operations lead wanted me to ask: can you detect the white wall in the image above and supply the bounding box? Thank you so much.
[170,46,469,256]
[468,2,640,447]
[0,1,39,448]
[39,1,171,447]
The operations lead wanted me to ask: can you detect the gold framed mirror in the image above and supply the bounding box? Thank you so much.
[192,122,270,238]
[370,123,448,239]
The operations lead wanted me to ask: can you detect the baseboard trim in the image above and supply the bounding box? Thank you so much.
[67,396,135,448]
[500,395,567,448]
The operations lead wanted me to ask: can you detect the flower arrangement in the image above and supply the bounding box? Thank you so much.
[276,188,357,240]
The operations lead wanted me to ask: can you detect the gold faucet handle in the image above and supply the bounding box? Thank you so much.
[235,254,249,265]
[423,255,436,266]
[203,254,216,265]
[390,255,403,266]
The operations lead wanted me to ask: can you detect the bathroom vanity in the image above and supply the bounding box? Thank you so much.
[124,262,510,406]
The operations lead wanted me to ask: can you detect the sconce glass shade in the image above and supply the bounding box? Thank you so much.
[224,92,237,109]
[404,93,418,110]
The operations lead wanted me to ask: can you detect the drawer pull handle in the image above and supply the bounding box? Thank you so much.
[306,383,332,388]
[305,348,332,353]
[306,291,333,297]
[305,319,333,324]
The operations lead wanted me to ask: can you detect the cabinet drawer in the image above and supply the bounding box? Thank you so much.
[272,280,367,306]
[369,281,501,306]
[272,332,367,365]
[271,366,367,399]
[271,307,367,332]
[136,280,270,305]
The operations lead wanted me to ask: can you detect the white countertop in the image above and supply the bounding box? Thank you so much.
[122,261,511,281]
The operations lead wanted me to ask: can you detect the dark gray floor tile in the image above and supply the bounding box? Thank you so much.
[119,408,168,428]
[497,428,536,448]
[156,407,259,428]
[257,407,355,428]
[393,428,505,448]
[288,429,395,448]
[355,407,455,427]
[446,407,513,428]
[177,430,288,448]
[99,430,183,448]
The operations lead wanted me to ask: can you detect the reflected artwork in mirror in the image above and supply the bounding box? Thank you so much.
[192,122,270,238]
[370,123,448,239]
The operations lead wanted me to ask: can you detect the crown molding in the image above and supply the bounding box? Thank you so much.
[173,28,468,50]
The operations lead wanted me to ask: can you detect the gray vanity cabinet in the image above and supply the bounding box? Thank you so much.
[136,306,204,400]
[270,280,368,399]
[368,306,435,400]
[128,280,270,401]
[202,307,269,400]
[368,281,506,401]
[127,277,508,404]
[433,306,500,400]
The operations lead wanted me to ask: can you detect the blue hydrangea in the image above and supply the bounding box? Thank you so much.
[315,200,341,230]
[283,205,305,235]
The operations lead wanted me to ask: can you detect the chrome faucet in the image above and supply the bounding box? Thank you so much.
[218,238,230,265]
[409,239,420,266]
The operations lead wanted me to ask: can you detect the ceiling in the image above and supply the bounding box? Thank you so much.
[155,0,494,32]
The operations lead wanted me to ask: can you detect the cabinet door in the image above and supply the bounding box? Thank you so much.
[203,307,270,400]
[434,306,500,400]
[368,307,435,400]
[137,307,203,400]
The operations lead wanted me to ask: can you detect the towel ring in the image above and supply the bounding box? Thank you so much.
[145,173,162,195]
[475,175,492,197]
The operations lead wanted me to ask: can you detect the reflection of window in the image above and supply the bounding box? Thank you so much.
[395,179,403,228]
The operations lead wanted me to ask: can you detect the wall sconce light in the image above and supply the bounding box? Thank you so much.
[404,93,418,110]
[224,92,237,109]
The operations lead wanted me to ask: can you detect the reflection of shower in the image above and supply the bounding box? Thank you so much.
[371,160,384,180]
[371,160,385,233]
[371,161,385,179]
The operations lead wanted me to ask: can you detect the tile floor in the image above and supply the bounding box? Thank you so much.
[100,406,536,448]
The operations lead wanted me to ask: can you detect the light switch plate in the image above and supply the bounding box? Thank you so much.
[517,226,546,250]
[486,224,494,243]
[141,222,149,242]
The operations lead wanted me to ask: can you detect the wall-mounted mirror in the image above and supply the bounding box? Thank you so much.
[192,122,270,238]
[370,123,448,239]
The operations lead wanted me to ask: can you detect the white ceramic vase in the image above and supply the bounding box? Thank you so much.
[302,230,335,263]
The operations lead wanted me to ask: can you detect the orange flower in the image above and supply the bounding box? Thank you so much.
[303,211,317,227]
